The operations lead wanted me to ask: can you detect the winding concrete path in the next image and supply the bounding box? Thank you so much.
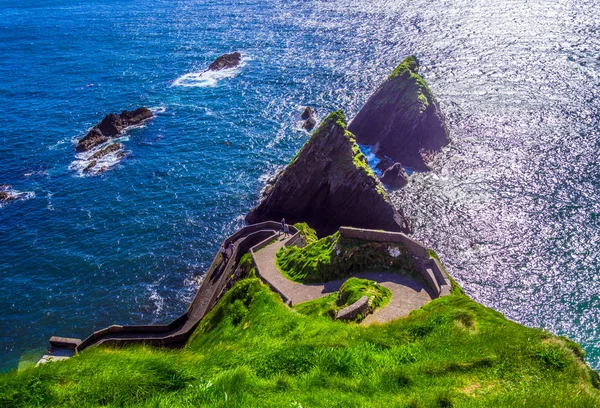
[253,237,435,324]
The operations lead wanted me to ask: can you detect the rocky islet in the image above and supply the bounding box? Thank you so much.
[348,56,449,172]
[207,52,242,71]
[246,110,411,236]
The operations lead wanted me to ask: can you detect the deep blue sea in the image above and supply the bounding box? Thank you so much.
[1,0,599,371]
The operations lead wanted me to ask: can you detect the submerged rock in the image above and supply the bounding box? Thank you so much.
[379,163,408,189]
[89,143,123,161]
[83,160,97,173]
[76,108,153,152]
[348,56,449,171]
[208,52,242,71]
[0,191,12,201]
[246,111,411,236]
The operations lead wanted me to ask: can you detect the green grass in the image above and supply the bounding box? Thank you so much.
[293,222,318,245]
[294,277,392,320]
[2,277,599,407]
[276,232,418,283]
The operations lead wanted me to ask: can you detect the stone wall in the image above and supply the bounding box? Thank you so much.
[338,226,451,297]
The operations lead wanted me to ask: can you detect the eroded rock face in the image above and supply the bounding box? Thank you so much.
[348,56,449,171]
[380,163,408,189]
[246,111,411,236]
[208,52,241,71]
[76,108,153,152]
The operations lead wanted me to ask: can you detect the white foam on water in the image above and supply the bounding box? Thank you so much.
[150,106,167,115]
[69,139,128,177]
[172,57,248,88]
[0,185,35,208]
[147,287,165,316]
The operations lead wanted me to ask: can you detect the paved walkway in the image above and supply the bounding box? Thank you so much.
[253,237,435,324]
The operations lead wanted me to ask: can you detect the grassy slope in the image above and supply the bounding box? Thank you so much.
[1,276,599,408]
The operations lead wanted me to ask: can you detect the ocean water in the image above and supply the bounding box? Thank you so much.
[0,0,599,371]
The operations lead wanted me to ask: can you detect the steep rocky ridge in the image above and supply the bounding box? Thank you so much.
[348,56,449,171]
[246,111,410,236]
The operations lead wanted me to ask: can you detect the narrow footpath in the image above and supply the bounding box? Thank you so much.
[252,236,434,324]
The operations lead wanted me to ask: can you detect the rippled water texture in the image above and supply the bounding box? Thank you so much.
[0,0,599,370]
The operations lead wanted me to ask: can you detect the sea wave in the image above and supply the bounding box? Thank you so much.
[0,185,35,207]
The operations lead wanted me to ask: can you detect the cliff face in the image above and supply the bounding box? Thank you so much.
[348,56,449,171]
[245,111,410,236]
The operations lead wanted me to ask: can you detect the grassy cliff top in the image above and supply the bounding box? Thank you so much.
[2,272,599,407]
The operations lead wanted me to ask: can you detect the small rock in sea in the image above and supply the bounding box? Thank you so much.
[76,107,153,152]
[208,52,242,71]
[302,116,316,131]
[0,191,12,201]
[301,106,315,120]
[89,143,123,161]
[301,106,317,130]
[379,163,408,189]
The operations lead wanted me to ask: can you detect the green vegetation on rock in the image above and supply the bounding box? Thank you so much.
[276,231,418,283]
[293,222,318,245]
[2,277,598,407]
[294,277,391,320]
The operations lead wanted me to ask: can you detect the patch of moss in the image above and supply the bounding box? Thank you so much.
[387,55,432,115]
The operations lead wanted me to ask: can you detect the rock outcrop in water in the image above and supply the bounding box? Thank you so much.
[348,56,449,171]
[76,108,153,152]
[380,163,408,189]
[208,52,242,71]
[300,106,316,130]
[246,111,411,236]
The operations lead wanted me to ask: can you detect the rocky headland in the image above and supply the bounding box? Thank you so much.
[246,111,411,236]
[208,52,242,71]
[348,56,449,172]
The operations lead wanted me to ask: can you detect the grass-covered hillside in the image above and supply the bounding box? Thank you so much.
[1,273,599,407]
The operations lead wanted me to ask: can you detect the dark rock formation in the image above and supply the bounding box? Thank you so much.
[76,108,153,152]
[89,143,123,161]
[83,160,97,173]
[348,56,449,171]
[379,163,408,189]
[300,106,316,130]
[301,106,314,120]
[375,157,395,172]
[246,111,411,236]
[208,52,242,71]
[0,191,12,201]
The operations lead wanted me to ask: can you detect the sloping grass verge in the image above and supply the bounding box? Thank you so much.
[1,277,599,407]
